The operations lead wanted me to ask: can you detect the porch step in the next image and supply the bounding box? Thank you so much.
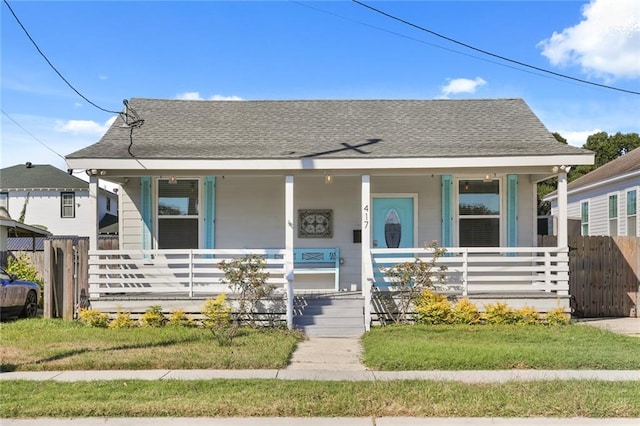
[293,294,365,338]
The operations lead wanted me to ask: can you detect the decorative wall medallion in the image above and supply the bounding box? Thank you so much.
[298,209,333,238]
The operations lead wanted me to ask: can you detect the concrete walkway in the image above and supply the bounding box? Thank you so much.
[286,337,366,371]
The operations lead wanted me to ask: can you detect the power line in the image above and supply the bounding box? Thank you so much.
[2,0,122,114]
[1,109,68,163]
[293,1,575,88]
[352,0,640,96]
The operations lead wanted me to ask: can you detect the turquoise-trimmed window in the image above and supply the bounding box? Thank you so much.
[458,179,500,247]
[608,194,618,236]
[157,178,199,249]
[581,201,589,236]
[627,190,637,236]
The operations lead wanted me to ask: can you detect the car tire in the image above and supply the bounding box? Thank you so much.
[20,291,38,318]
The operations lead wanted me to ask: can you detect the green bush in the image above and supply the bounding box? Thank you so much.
[78,308,109,328]
[139,305,166,327]
[202,294,237,345]
[108,308,136,329]
[167,309,195,327]
[545,307,571,325]
[414,290,452,324]
[513,306,541,325]
[451,298,481,324]
[483,302,516,324]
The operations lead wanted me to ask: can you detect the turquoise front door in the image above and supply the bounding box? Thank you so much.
[372,197,414,249]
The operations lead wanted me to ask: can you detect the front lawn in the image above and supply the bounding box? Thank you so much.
[362,324,640,370]
[0,318,302,371]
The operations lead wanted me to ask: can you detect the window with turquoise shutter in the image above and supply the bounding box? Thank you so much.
[458,179,500,247]
[203,176,215,249]
[441,175,453,247]
[506,175,518,247]
[608,194,618,236]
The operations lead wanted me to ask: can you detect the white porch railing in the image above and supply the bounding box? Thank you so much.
[364,246,570,329]
[88,248,293,327]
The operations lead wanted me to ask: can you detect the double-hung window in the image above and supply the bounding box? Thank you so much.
[580,201,589,236]
[608,194,618,236]
[61,192,75,218]
[458,179,500,247]
[627,190,637,237]
[157,179,199,249]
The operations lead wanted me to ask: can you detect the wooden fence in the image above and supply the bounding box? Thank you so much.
[539,236,639,317]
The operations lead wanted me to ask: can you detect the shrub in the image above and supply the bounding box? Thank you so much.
[483,302,516,325]
[108,308,136,329]
[218,255,274,325]
[545,307,570,325]
[513,306,541,325]
[78,308,109,328]
[139,305,166,327]
[6,254,43,307]
[451,298,481,324]
[414,290,452,324]
[167,309,195,327]
[382,241,447,324]
[202,294,237,345]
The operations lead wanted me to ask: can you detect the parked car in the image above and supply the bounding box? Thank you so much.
[0,266,39,319]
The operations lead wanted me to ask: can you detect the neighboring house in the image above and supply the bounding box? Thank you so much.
[544,147,639,237]
[0,209,51,266]
[66,98,593,329]
[0,163,118,237]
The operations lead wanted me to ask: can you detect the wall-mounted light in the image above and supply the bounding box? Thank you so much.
[123,178,129,185]
[168,176,178,184]
[99,170,107,176]
[324,172,333,184]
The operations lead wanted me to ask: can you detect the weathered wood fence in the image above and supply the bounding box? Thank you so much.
[539,236,639,318]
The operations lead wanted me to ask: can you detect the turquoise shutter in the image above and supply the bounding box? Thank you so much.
[141,176,152,250]
[506,174,518,247]
[441,175,453,247]
[203,176,216,249]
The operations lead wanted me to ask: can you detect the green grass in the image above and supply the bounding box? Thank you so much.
[0,318,302,371]
[362,324,640,370]
[2,380,639,418]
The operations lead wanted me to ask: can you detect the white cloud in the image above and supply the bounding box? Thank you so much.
[554,129,602,148]
[538,0,640,79]
[176,92,243,101]
[440,77,487,98]
[55,116,116,135]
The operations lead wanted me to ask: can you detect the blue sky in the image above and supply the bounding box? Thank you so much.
[2,0,639,176]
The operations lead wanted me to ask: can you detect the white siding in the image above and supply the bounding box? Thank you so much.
[552,176,640,236]
[120,177,143,250]
[118,173,542,289]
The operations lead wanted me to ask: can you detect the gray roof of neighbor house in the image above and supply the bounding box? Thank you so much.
[0,164,89,190]
[568,146,640,190]
[66,98,590,160]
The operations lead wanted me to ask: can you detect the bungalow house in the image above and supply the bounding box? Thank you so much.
[0,163,119,237]
[65,98,593,333]
[544,147,639,237]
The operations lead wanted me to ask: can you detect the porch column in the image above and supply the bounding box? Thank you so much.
[89,175,99,251]
[361,175,371,331]
[285,175,294,330]
[557,171,568,248]
[556,171,569,295]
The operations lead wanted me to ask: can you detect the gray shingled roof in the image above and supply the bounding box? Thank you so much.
[567,146,640,190]
[66,98,590,160]
[0,164,88,190]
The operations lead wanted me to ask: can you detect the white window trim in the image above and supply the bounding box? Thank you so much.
[61,192,75,218]
[454,177,504,247]
[154,177,203,249]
